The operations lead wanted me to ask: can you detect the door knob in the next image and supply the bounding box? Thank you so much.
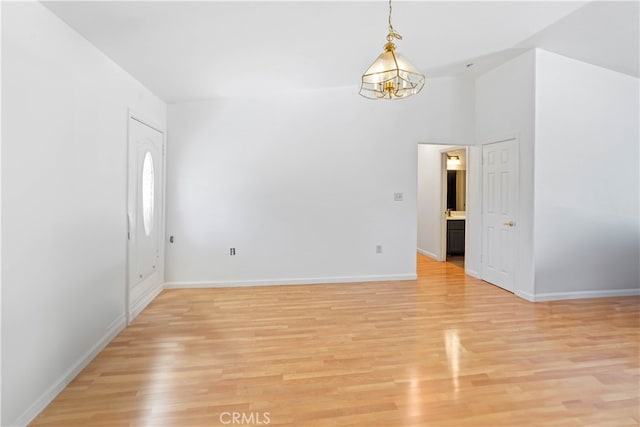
[503,221,515,227]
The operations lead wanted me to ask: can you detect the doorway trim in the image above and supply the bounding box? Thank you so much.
[440,149,448,262]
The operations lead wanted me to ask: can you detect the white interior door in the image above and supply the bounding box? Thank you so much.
[482,139,518,292]
[127,116,164,323]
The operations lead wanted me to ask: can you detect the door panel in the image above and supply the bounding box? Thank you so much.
[127,117,164,322]
[482,139,518,292]
[135,148,158,281]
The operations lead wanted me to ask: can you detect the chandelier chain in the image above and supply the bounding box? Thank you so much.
[387,0,402,42]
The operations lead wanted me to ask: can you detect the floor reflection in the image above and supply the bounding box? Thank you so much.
[444,329,463,396]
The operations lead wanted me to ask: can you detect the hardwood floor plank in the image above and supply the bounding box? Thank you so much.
[31,255,639,426]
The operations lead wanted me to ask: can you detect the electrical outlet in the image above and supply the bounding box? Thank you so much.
[394,192,403,202]
[230,248,236,256]
[376,245,382,254]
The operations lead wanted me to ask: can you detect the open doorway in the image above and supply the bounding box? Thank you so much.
[441,148,467,269]
[417,143,472,272]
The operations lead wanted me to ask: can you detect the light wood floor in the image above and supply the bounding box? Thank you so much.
[32,255,639,426]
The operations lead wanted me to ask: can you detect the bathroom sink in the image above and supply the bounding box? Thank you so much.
[447,211,466,220]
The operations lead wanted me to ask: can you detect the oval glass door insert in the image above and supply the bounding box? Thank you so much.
[141,151,155,237]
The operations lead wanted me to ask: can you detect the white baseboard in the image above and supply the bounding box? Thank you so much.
[13,314,126,427]
[465,268,481,279]
[164,274,418,289]
[515,290,536,302]
[531,288,640,302]
[129,282,163,322]
[417,248,440,261]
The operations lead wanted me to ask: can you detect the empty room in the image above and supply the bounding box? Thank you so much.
[1,1,639,426]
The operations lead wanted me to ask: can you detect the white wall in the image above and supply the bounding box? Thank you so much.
[417,145,445,260]
[534,50,639,298]
[1,3,166,425]
[416,77,475,265]
[474,48,639,300]
[165,78,474,286]
[0,3,3,423]
[474,50,537,297]
[464,144,482,278]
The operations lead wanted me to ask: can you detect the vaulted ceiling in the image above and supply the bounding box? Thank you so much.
[44,1,639,103]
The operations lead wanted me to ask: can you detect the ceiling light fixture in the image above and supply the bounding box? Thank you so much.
[359,0,425,100]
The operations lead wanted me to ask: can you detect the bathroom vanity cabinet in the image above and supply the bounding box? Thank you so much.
[446,219,465,256]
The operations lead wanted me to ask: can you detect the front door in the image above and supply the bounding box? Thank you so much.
[127,116,164,323]
[482,139,518,292]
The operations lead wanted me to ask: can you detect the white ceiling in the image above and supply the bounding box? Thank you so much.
[43,1,639,103]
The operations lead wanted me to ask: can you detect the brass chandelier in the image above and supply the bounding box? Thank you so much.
[359,0,425,100]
